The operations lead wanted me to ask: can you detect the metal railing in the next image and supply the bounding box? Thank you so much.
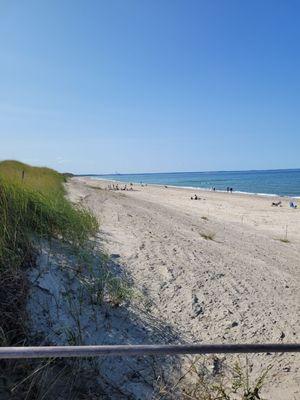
[1,343,299,359]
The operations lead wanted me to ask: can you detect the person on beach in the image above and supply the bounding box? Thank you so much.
[230,187,233,193]
[272,200,281,206]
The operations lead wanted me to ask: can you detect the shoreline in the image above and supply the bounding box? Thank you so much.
[80,175,300,200]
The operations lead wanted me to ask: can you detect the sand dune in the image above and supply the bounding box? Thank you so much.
[67,177,300,399]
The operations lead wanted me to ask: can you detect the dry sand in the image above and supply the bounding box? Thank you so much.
[67,177,300,399]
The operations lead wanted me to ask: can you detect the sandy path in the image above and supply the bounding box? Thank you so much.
[67,178,300,399]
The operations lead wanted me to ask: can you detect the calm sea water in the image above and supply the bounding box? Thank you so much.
[89,169,300,198]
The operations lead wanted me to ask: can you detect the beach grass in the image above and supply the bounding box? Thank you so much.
[0,160,100,398]
[0,161,137,399]
[276,238,290,244]
[0,160,98,272]
[200,232,216,241]
[0,160,99,340]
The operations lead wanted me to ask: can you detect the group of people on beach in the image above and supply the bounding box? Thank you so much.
[270,200,298,208]
[210,186,233,192]
[191,194,203,200]
[106,183,298,210]
[191,186,233,200]
[107,183,133,191]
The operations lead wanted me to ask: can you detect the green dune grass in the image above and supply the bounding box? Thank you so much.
[0,161,101,398]
[0,160,98,272]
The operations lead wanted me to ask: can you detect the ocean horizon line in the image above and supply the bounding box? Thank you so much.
[77,167,300,177]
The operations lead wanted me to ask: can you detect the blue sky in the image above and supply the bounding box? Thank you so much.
[1,0,300,174]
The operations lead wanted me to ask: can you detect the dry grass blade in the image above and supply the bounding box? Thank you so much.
[200,232,216,241]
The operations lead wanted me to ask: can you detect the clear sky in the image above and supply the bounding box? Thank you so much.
[1,0,300,174]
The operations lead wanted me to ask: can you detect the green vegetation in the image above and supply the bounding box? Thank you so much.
[0,160,100,398]
[154,355,271,399]
[0,160,135,399]
[174,357,271,400]
[0,160,98,272]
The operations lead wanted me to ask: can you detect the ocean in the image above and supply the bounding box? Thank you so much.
[88,169,300,198]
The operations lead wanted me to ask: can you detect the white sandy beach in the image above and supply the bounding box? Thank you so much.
[67,177,300,399]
